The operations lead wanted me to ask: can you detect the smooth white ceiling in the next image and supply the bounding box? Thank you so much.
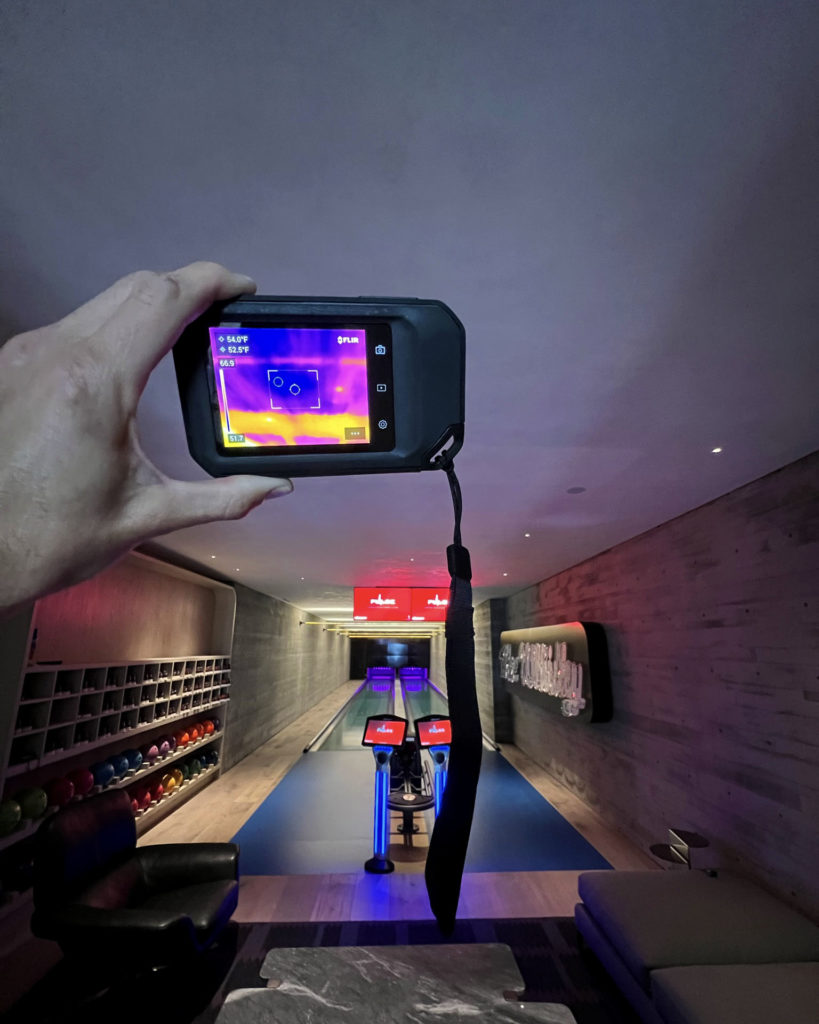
[2,1,818,622]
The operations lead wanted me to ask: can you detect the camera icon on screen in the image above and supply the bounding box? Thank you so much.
[375,345,386,355]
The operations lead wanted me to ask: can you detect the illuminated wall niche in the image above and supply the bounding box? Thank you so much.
[499,622,612,723]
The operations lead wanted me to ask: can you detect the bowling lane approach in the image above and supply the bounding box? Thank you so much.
[232,666,611,875]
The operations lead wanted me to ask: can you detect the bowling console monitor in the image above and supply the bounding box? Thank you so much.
[362,715,408,748]
[414,715,452,748]
[173,296,465,477]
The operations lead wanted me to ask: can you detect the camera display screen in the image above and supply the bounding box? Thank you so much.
[208,324,394,453]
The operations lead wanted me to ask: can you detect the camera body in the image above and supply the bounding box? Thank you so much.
[173,295,465,478]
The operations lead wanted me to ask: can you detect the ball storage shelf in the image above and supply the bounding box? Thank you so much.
[7,656,231,774]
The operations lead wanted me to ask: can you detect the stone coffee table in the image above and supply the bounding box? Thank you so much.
[214,943,576,1022]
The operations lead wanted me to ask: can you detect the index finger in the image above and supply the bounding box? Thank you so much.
[95,261,257,394]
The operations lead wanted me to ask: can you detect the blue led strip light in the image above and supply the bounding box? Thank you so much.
[372,746,392,858]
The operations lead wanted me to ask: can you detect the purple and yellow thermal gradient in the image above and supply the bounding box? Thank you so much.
[209,327,370,447]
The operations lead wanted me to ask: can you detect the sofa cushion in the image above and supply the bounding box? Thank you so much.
[651,963,819,1024]
[577,870,819,991]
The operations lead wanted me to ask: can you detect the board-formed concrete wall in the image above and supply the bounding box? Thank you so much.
[224,584,350,769]
[503,450,819,917]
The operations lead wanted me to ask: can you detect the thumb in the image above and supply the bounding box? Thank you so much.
[129,475,293,538]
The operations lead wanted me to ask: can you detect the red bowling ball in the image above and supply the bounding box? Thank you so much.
[67,768,95,798]
[46,777,75,807]
[134,786,151,810]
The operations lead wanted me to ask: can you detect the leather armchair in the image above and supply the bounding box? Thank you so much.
[31,788,239,968]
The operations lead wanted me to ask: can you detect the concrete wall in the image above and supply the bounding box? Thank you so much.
[503,450,819,917]
[429,597,508,742]
[223,584,350,769]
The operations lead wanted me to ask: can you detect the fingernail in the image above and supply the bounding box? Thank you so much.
[264,479,293,499]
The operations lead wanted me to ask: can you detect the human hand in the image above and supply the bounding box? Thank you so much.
[0,262,292,616]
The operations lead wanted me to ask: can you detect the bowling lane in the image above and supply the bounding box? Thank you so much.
[400,673,448,731]
[311,675,395,750]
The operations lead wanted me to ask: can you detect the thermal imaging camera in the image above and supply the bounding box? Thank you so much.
[173,295,465,477]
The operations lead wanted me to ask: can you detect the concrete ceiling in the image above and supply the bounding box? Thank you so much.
[2,1,818,627]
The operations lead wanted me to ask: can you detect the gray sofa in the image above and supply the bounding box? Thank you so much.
[574,870,819,1024]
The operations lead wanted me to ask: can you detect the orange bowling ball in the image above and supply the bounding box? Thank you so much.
[202,719,214,735]
[174,729,190,748]
[189,724,201,742]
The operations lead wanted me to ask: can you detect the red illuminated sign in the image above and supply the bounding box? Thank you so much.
[362,717,408,746]
[353,587,412,622]
[410,588,450,622]
[415,718,452,747]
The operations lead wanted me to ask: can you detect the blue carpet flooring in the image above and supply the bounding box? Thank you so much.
[232,749,610,874]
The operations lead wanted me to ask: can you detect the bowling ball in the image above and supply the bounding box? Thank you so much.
[134,786,151,810]
[68,768,95,797]
[124,749,143,771]
[0,799,22,837]
[171,768,184,788]
[130,798,139,815]
[91,761,115,788]
[160,772,175,793]
[45,777,74,807]
[158,739,170,758]
[202,719,214,736]
[142,743,160,764]
[189,724,201,742]
[15,787,48,819]
[164,734,177,753]
[211,716,221,731]
[205,750,219,767]
[188,757,201,776]
[175,729,190,748]
[110,754,130,779]
[178,762,191,782]
[150,781,164,802]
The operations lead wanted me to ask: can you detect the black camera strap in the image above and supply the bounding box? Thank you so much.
[424,455,482,934]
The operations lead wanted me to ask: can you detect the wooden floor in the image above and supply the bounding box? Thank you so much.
[140,680,657,922]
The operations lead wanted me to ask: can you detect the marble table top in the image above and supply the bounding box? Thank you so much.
[214,943,576,1023]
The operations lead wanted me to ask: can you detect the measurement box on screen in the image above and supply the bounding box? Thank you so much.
[209,327,373,448]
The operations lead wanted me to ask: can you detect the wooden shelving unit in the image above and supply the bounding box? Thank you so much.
[0,552,237,868]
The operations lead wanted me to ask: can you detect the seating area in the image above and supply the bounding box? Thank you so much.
[31,789,240,971]
[575,869,819,1024]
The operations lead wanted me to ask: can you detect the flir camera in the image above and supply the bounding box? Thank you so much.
[173,296,465,477]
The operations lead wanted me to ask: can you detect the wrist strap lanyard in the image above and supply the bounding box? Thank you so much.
[424,456,482,934]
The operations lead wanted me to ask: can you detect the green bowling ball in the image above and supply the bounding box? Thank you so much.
[0,799,22,837]
[15,787,48,820]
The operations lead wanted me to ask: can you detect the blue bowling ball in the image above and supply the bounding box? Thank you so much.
[124,748,143,771]
[91,760,115,788]
[110,753,130,779]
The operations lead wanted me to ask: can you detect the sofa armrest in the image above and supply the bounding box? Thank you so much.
[136,843,239,890]
[32,901,196,951]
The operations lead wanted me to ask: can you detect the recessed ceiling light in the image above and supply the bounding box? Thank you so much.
[503,572,508,577]
[210,554,216,559]
[410,557,414,562]
[300,577,305,581]
[712,447,723,454]
[235,568,240,572]
[524,532,531,538]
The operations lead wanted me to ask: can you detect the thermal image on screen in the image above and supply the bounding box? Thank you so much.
[209,327,370,447]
